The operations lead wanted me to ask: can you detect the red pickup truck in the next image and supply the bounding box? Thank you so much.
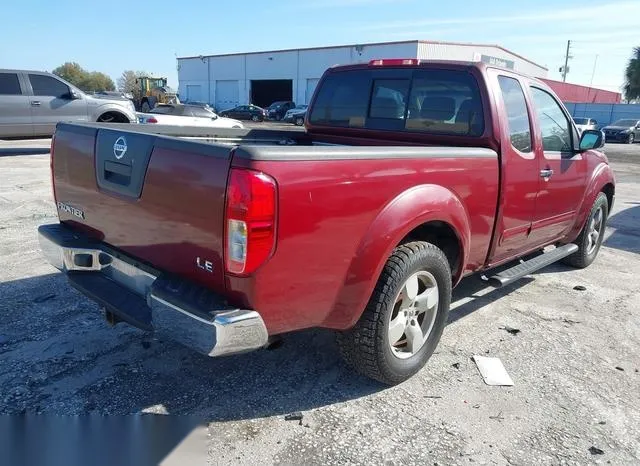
[40,59,615,385]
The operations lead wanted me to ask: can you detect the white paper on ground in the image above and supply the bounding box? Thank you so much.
[472,355,514,386]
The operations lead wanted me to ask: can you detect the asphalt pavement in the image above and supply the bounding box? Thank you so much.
[0,139,639,465]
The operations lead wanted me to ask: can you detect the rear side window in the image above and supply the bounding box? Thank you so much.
[497,76,532,153]
[0,73,22,95]
[28,74,70,98]
[309,69,484,136]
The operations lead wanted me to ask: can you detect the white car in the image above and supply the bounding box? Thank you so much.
[573,117,598,134]
[137,103,245,129]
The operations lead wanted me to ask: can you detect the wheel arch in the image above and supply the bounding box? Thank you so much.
[564,162,615,242]
[322,184,471,330]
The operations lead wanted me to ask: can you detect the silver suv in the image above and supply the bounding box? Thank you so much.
[0,69,137,138]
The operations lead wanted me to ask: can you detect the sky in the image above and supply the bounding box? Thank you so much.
[1,0,637,93]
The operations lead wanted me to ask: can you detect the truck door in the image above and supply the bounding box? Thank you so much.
[27,73,89,136]
[527,85,587,245]
[0,72,33,138]
[487,72,541,264]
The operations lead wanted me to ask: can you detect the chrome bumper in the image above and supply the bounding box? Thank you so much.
[38,224,269,357]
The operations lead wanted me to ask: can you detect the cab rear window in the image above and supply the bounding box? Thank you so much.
[309,68,484,136]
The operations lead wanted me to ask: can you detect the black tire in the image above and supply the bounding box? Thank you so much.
[562,192,608,268]
[337,241,452,385]
[295,117,304,126]
[251,115,260,122]
[629,133,635,144]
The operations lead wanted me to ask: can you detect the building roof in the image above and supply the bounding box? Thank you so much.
[177,39,548,71]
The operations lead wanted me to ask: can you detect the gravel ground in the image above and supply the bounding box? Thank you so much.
[0,142,639,465]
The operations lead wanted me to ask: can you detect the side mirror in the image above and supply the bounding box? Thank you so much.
[66,89,80,100]
[579,129,605,151]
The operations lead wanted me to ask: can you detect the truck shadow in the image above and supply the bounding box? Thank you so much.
[0,270,532,422]
[603,204,640,255]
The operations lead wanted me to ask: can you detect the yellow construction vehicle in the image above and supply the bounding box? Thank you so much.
[135,76,180,112]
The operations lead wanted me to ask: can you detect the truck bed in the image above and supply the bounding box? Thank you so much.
[51,122,498,334]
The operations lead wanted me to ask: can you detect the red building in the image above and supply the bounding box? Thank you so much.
[541,78,621,104]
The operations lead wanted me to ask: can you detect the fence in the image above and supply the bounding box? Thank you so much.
[565,103,640,127]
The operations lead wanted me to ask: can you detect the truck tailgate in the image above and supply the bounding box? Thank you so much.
[52,123,231,292]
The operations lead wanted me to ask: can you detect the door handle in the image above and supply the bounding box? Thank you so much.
[540,168,554,179]
[31,101,41,107]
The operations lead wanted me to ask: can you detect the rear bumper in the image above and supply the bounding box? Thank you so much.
[38,223,269,357]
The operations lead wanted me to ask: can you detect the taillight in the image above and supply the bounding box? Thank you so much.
[50,134,57,202]
[146,117,158,123]
[369,58,420,66]
[225,168,277,275]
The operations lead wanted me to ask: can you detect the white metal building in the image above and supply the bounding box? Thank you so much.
[177,40,548,111]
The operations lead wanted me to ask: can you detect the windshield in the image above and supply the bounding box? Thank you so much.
[611,119,637,126]
[295,104,308,110]
[573,118,588,125]
[268,101,286,109]
[149,105,175,115]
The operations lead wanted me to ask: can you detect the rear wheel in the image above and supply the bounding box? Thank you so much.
[337,241,451,385]
[562,192,608,268]
[295,117,304,126]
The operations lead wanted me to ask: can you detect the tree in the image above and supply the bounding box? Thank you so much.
[623,47,640,102]
[52,62,115,92]
[117,70,147,98]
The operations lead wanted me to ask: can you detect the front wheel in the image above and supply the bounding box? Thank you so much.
[562,192,608,268]
[295,117,304,126]
[628,133,635,144]
[337,241,452,385]
[251,115,260,122]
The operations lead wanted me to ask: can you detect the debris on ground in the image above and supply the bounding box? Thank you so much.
[489,411,505,421]
[573,285,587,291]
[499,326,521,335]
[588,446,605,455]
[598,421,607,425]
[452,362,461,369]
[284,412,304,422]
[562,318,582,325]
[615,366,625,372]
[424,395,442,399]
[472,356,514,386]
[33,293,56,303]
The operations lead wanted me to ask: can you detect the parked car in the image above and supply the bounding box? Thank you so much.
[40,59,614,386]
[0,69,136,138]
[601,119,640,144]
[136,103,244,128]
[283,104,308,126]
[572,117,598,134]
[266,101,296,121]
[219,105,266,122]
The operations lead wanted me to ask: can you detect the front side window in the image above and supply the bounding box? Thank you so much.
[498,76,532,152]
[530,87,572,152]
[28,74,70,98]
[0,73,22,95]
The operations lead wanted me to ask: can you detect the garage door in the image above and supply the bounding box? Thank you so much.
[306,79,320,104]
[186,85,202,103]
[215,80,239,111]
